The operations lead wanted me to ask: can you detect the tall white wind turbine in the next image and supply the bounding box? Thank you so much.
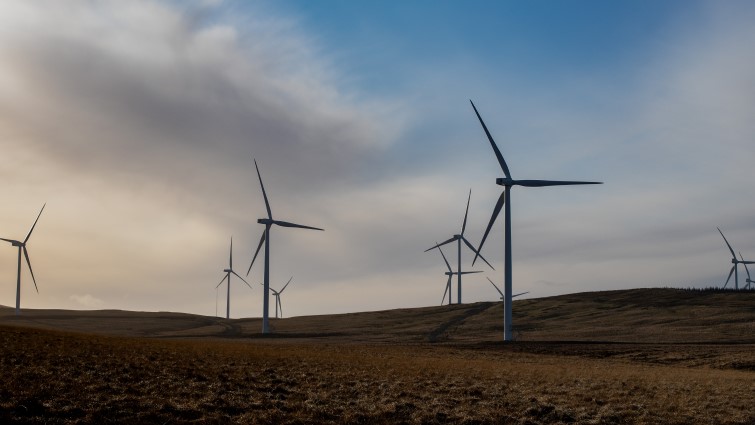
[470,100,602,341]
[717,227,755,290]
[247,159,323,334]
[436,242,482,305]
[1,204,45,316]
[426,190,493,304]
[215,237,252,319]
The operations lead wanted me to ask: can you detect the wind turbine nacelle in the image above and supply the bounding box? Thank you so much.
[223,269,232,273]
[496,178,513,186]
[257,218,274,225]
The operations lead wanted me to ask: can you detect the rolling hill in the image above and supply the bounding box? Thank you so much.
[2,288,754,344]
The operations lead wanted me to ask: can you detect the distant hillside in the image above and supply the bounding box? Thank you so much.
[1,288,754,343]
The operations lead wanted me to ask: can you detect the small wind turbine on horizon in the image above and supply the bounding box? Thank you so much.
[247,159,323,334]
[436,242,482,305]
[487,277,528,301]
[470,100,602,341]
[266,276,293,319]
[741,256,753,290]
[717,227,755,290]
[215,237,252,319]
[426,189,493,304]
[1,204,45,316]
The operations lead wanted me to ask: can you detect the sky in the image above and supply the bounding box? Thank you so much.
[1,0,754,318]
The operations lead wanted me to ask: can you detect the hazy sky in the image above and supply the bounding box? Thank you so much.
[1,0,754,317]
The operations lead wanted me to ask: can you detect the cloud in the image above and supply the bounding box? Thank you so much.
[1,1,755,317]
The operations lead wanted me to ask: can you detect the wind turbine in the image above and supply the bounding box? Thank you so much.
[425,189,493,304]
[1,204,45,316]
[215,237,252,319]
[470,100,602,341]
[247,159,323,334]
[486,277,528,301]
[717,227,755,290]
[268,276,293,319]
[741,254,754,290]
[436,242,482,305]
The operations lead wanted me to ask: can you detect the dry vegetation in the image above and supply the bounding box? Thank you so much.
[1,288,754,424]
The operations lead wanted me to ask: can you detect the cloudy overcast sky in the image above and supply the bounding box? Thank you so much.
[1,0,754,317]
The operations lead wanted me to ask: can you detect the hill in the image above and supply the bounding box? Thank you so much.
[1,288,754,424]
[1,288,754,344]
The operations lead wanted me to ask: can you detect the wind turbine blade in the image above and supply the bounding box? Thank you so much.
[740,253,752,280]
[231,271,252,289]
[461,189,471,235]
[717,227,736,258]
[512,291,529,298]
[724,265,735,288]
[458,271,483,275]
[247,230,266,276]
[24,203,46,243]
[487,277,504,297]
[514,180,602,187]
[23,247,39,293]
[462,237,495,270]
[254,159,273,219]
[437,243,453,272]
[216,273,228,288]
[280,276,293,293]
[442,278,450,305]
[229,237,233,269]
[272,220,324,231]
[470,100,511,178]
[0,237,17,244]
[473,191,504,265]
[424,236,458,252]
[278,297,283,318]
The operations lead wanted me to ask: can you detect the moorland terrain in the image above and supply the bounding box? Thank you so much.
[1,288,754,424]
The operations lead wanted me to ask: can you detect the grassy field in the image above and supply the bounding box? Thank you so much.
[1,288,754,424]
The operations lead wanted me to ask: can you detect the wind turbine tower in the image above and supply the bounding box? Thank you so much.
[215,237,252,319]
[247,159,323,334]
[426,189,493,304]
[470,100,602,341]
[1,204,45,316]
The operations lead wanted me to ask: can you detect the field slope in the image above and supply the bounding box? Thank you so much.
[1,288,754,424]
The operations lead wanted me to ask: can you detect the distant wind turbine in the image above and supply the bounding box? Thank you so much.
[215,237,252,319]
[741,254,754,290]
[247,159,323,334]
[470,100,602,341]
[268,276,293,319]
[486,277,528,301]
[717,227,755,290]
[436,242,482,305]
[1,204,45,316]
[426,189,493,304]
